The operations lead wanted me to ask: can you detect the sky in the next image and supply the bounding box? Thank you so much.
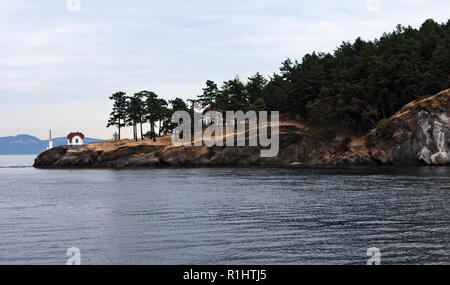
[0,0,449,140]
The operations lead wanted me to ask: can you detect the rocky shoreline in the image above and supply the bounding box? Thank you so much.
[34,89,450,169]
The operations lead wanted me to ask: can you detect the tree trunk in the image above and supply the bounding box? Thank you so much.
[159,120,161,137]
[140,122,143,140]
[151,121,156,142]
[117,118,121,140]
[150,122,152,139]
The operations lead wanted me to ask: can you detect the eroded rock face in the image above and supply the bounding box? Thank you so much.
[415,111,450,164]
[34,147,69,168]
[368,89,450,165]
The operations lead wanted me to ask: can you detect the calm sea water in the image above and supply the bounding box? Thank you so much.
[0,155,448,265]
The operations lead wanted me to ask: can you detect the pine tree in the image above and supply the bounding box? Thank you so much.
[197,80,219,108]
[246,72,267,105]
[141,91,160,142]
[220,76,248,111]
[125,95,143,141]
[107,91,127,140]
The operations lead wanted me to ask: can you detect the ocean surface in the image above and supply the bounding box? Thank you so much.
[0,155,448,265]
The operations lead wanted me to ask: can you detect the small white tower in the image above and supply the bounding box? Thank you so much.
[47,130,53,150]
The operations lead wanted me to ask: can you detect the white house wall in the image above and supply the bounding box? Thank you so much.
[68,135,84,146]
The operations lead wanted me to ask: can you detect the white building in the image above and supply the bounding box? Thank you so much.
[67,132,85,146]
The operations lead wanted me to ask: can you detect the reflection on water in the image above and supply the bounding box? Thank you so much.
[0,155,448,264]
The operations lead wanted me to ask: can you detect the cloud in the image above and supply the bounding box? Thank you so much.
[0,0,449,138]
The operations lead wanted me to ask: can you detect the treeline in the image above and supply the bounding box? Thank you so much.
[194,19,450,132]
[107,91,191,141]
[108,19,449,139]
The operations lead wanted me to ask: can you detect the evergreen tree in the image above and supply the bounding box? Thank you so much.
[219,76,249,111]
[142,90,160,142]
[246,72,267,105]
[132,92,146,140]
[107,91,127,140]
[125,95,143,141]
[163,98,189,134]
[197,80,219,108]
[250,98,267,112]
[157,98,169,137]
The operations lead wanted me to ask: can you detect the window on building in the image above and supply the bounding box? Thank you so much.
[76,139,79,143]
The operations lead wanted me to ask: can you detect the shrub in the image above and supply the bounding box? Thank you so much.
[338,137,352,152]
[365,135,375,148]
[376,119,395,139]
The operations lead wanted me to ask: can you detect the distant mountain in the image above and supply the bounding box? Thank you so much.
[0,135,105,155]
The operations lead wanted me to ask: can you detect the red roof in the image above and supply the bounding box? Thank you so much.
[67,132,85,140]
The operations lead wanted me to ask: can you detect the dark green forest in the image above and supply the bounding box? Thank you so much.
[108,19,450,140]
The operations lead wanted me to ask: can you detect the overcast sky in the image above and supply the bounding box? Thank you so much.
[0,0,449,139]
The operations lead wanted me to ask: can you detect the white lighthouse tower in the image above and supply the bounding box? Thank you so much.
[47,130,53,150]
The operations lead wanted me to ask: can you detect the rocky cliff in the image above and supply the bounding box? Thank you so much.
[366,88,450,165]
[33,124,304,168]
[34,89,450,168]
